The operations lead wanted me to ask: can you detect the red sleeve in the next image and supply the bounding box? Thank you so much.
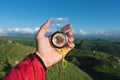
[1,54,46,80]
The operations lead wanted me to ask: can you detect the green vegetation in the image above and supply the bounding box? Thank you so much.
[0,37,93,80]
[1,37,120,80]
[0,37,36,47]
[75,39,120,56]
[46,61,92,80]
[0,39,35,77]
[67,39,120,80]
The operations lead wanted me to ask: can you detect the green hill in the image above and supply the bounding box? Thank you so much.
[0,39,35,76]
[75,39,120,56]
[67,49,120,80]
[67,39,120,80]
[0,38,93,80]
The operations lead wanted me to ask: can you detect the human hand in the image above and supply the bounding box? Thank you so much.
[35,20,75,68]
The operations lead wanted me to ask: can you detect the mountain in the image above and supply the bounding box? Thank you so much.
[0,38,93,80]
[74,33,120,40]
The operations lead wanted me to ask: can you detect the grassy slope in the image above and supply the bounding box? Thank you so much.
[46,61,93,80]
[0,38,93,80]
[0,39,35,76]
[67,39,120,80]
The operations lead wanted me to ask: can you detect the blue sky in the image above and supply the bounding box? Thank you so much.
[0,0,120,35]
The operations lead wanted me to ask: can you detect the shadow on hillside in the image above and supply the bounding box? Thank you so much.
[2,59,12,72]
[77,57,101,70]
[88,69,120,80]
[77,57,120,80]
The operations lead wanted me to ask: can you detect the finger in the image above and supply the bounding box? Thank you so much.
[66,43,75,52]
[68,37,74,43]
[36,20,50,38]
[61,24,72,32]
[67,42,75,48]
[67,30,73,37]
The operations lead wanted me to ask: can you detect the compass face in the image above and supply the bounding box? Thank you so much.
[51,32,68,48]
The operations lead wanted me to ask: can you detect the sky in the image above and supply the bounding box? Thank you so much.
[0,0,120,36]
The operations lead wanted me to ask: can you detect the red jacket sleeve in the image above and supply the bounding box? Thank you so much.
[1,54,47,80]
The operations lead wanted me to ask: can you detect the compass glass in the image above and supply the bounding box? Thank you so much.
[49,18,68,32]
[51,31,68,48]
[49,18,68,48]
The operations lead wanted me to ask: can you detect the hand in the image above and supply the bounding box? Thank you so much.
[35,20,75,68]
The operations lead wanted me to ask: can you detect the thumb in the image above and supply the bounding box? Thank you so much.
[36,20,50,38]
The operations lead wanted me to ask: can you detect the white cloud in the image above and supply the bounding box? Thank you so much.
[8,28,21,33]
[71,29,75,33]
[70,29,87,35]
[0,28,8,36]
[8,27,40,34]
[7,27,56,34]
[95,31,104,35]
[95,30,120,35]
[22,28,35,33]
[0,28,6,33]
[34,27,40,32]
[47,28,56,33]
[1,27,120,37]
[79,29,87,35]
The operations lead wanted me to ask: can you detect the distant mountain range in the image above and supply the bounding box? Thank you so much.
[74,33,120,40]
[0,32,120,40]
[0,27,120,39]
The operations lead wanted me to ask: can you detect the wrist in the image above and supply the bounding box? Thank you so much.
[35,50,62,68]
[35,51,49,68]
[35,51,50,68]
[34,53,47,71]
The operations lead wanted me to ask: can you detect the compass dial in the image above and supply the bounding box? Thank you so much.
[51,31,68,48]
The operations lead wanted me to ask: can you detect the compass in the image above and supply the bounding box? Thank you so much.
[49,18,69,68]
[49,18,68,48]
[51,31,68,48]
